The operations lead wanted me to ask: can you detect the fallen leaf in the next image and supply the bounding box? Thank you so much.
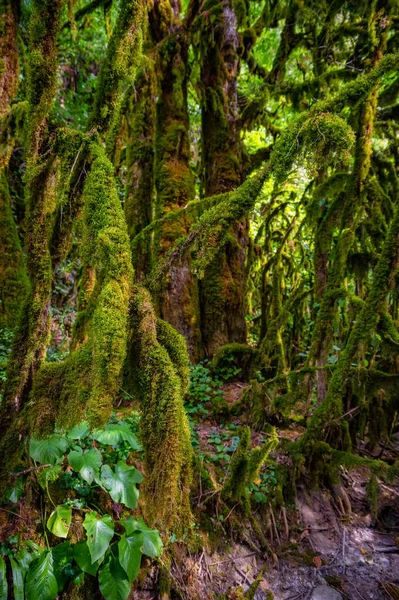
[313,556,322,568]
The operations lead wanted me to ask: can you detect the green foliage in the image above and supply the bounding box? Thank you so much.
[47,504,72,538]
[25,551,58,600]
[1,416,162,600]
[100,462,143,508]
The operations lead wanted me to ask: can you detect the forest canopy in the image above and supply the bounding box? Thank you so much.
[0,0,399,598]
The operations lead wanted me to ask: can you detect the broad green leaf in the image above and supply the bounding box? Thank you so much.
[52,541,74,591]
[73,541,101,576]
[10,557,23,600]
[122,517,163,558]
[67,421,90,440]
[118,532,143,583]
[68,447,102,484]
[14,546,36,573]
[83,512,114,563]
[47,504,72,538]
[4,477,24,503]
[25,550,58,600]
[98,557,131,600]
[37,465,61,490]
[100,462,143,509]
[0,556,7,600]
[29,435,69,465]
[93,424,142,450]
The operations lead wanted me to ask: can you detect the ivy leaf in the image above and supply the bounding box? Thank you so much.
[67,421,90,440]
[93,423,142,450]
[74,541,101,576]
[98,557,131,600]
[100,462,143,509]
[30,435,69,465]
[83,512,114,563]
[68,447,102,484]
[10,557,24,600]
[25,550,58,600]
[121,517,163,558]
[118,531,143,583]
[47,504,72,538]
[52,541,74,591]
[0,556,8,600]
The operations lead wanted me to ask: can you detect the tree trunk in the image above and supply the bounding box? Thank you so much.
[198,0,247,356]
[150,0,202,361]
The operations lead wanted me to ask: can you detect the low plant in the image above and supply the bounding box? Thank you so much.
[0,415,162,600]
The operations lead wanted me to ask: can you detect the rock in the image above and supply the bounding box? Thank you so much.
[310,585,343,600]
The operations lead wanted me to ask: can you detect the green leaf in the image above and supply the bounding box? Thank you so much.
[93,424,142,450]
[25,550,58,600]
[0,556,8,600]
[68,447,102,484]
[47,504,72,538]
[83,512,114,563]
[73,541,101,576]
[67,421,90,440]
[4,477,24,503]
[100,462,143,509]
[98,557,131,600]
[30,435,69,465]
[37,465,61,490]
[10,557,24,600]
[121,518,163,558]
[51,542,73,592]
[14,546,36,573]
[73,571,84,585]
[118,532,143,583]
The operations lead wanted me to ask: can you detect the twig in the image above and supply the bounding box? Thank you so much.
[13,464,51,477]
[209,552,257,567]
[0,507,27,520]
[225,503,238,522]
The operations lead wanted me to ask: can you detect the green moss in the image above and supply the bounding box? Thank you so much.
[0,171,29,329]
[366,472,379,518]
[28,143,132,432]
[127,285,193,532]
[222,426,278,505]
[89,0,145,133]
[125,67,155,280]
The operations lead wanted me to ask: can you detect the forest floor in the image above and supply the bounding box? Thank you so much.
[138,381,399,600]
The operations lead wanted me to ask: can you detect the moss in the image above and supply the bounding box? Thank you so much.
[127,285,193,532]
[0,0,19,116]
[212,343,256,380]
[28,143,132,432]
[89,0,145,133]
[0,0,64,492]
[222,426,278,505]
[0,170,29,329]
[152,22,202,361]
[366,472,379,518]
[125,67,155,281]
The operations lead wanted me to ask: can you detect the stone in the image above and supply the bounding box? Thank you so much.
[310,585,343,600]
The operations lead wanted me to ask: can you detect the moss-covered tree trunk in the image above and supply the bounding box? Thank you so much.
[305,16,387,404]
[0,0,63,441]
[150,0,202,361]
[0,0,28,330]
[197,0,247,356]
[125,67,155,282]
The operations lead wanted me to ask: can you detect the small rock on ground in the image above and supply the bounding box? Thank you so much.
[310,585,343,600]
